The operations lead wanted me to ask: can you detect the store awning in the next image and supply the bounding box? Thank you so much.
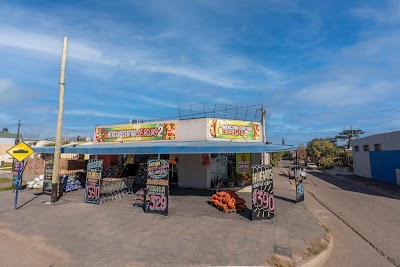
[33,141,295,155]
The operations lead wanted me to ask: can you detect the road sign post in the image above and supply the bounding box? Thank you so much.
[14,163,21,210]
[6,142,34,210]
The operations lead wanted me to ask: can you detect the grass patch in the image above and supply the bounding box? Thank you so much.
[0,166,12,171]
[266,254,295,267]
[0,186,14,191]
[0,178,12,183]
[305,237,329,257]
[319,221,331,234]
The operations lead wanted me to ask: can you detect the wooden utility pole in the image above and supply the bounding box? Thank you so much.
[51,36,68,203]
[12,120,21,193]
[15,120,21,145]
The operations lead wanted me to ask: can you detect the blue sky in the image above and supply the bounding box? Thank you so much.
[0,0,399,145]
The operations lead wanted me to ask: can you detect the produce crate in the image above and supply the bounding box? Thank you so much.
[208,201,237,213]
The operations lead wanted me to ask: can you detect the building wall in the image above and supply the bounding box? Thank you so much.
[370,151,400,184]
[178,118,208,141]
[352,139,372,179]
[24,154,90,178]
[0,137,15,145]
[23,154,45,176]
[0,138,15,156]
[251,153,262,165]
[353,131,400,184]
[178,154,211,189]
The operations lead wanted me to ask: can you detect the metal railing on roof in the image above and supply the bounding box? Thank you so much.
[177,104,264,121]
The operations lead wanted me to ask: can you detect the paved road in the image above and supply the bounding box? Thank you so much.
[297,168,400,267]
[0,227,67,267]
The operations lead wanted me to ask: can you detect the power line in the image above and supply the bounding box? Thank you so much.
[0,124,18,129]
[380,105,400,112]
[359,117,400,129]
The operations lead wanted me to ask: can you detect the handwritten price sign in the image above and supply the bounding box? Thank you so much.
[145,159,169,216]
[252,165,274,220]
[84,159,103,204]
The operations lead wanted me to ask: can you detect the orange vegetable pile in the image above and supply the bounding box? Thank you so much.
[210,190,247,212]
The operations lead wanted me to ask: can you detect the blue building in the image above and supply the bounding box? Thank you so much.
[352,131,400,185]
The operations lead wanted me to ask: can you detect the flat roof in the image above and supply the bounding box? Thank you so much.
[33,141,295,155]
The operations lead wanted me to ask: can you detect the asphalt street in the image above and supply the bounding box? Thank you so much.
[280,161,400,267]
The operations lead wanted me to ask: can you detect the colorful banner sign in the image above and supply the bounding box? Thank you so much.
[252,165,274,221]
[145,159,169,216]
[236,153,251,181]
[85,159,103,204]
[94,121,177,143]
[208,119,261,140]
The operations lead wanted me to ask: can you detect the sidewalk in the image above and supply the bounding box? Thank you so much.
[324,170,400,198]
[0,168,329,267]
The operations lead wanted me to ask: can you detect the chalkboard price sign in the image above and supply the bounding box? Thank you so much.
[84,159,103,204]
[144,159,169,216]
[43,157,54,193]
[251,165,274,221]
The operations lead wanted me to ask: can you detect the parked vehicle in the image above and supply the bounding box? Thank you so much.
[288,166,306,179]
[306,163,318,169]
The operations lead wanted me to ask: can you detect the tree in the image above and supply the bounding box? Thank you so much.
[297,144,307,161]
[324,137,337,145]
[270,152,284,167]
[306,138,339,163]
[336,129,365,149]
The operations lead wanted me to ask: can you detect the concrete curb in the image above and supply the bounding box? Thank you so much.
[323,171,400,200]
[299,231,334,267]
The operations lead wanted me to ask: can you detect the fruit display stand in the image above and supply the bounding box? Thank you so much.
[103,165,122,178]
[132,188,146,207]
[209,190,247,213]
[133,163,147,185]
[100,177,133,203]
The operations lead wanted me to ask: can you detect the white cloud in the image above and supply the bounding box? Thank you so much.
[134,95,178,109]
[353,0,400,24]
[0,27,117,65]
[295,80,393,107]
[0,78,31,106]
[0,25,285,91]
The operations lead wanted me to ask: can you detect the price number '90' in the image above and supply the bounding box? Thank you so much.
[252,188,274,212]
[86,185,100,200]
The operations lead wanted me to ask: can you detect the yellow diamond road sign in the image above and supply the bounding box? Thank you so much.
[6,142,34,162]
